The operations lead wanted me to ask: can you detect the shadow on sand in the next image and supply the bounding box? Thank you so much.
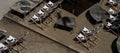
[60,0,100,16]
[86,11,97,25]
[111,38,119,53]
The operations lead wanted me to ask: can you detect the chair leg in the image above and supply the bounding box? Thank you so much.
[12,48,19,53]
[89,39,97,46]
[78,40,91,50]
[91,36,98,41]
[81,42,89,49]
[84,42,93,51]
[19,44,27,49]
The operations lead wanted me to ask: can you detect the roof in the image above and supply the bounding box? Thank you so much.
[117,37,120,53]
[89,4,108,22]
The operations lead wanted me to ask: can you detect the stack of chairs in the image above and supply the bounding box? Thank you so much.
[29,1,58,23]
[75,27,99,50]
[106,0,120,7]
[106,0,120,17]
[0,32,29,53]
[29,0,63,29]
[104,0,120,37]
[104,22,120,37]
[106,8,119,21]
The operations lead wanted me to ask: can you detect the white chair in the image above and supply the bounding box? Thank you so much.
[47,1,54,7]
[42,5,49,11]
[76,33,87,41]
[37,10,44,15]
[108,8,117,15]
[109,14,117,21]
[0,43,8,51]
[5,35,17,44]
[76,33,96,50]
[108,0,117,5]
[31,15,41,22]
[106,22,112,28]
[82,27,91,33]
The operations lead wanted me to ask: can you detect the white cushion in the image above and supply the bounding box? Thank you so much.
[47,1,54,6]
[108,8,117,14]
[82,27,91,33]
[37,10,44,15]
[108,0,117,4]
[5,35,16,43]
[106,22,112,27]
[31,15,40,21]
[76,33,86,41]
[42,5,49,11]
[109,14,117,21]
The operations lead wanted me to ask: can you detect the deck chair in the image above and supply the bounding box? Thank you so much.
[105,22,112,30]
[81,27,98,40]
[81,27,92,36]
[76,33,95,50]
[108,8,118,15]
[47,1,54,8]
[30,14,41,24]
[108,14,117,22]
[108,0,118,5]
[37,10,44,16]
[104,22,120,37]
[41,5,49,12]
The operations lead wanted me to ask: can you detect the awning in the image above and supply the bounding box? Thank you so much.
[89,4,107,22]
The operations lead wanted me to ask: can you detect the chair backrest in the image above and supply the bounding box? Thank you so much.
[108,0,117,4]
[37,10,44,15]
[106,22,112,28]
[82,27,91,33]
[109,14,117,21]
[108,8,117,14]
[109,0,114,2]
[76,33,87,41]
[32,15,39,19]
[42,5,49,11]
[5,35,17,44]
[47,1,54,7]
[0,43,7,51]
[31,15,40,22]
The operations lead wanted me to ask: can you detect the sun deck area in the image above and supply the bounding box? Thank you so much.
[1,0,120,53]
